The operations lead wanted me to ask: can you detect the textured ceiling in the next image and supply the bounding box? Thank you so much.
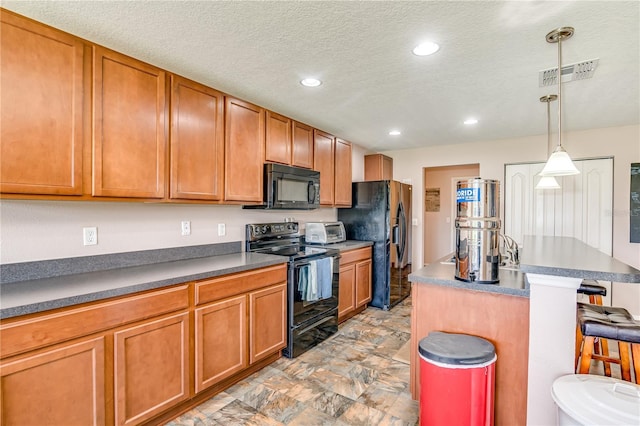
[3,1,639,152]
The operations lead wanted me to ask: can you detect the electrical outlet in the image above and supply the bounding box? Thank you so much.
[218,223,226,236]
[83,227,98,246]
[181,221,191,236]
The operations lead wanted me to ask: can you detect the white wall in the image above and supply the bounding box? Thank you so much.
[0,201,336,263]
[351,142,370,182]
[384,124,640,314]
[0,142,374,264]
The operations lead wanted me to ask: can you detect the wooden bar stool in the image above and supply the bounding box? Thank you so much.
[577,279,606,305]
[576,279,609,367]
[575,302,640,383]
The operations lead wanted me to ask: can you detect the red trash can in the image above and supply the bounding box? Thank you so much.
[419,331,496,426]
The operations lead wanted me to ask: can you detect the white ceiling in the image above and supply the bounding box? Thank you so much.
[4,1,639,152]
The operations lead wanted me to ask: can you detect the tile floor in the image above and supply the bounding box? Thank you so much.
[166,299,418,425]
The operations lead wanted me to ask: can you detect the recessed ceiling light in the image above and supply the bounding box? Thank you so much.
[300,78,322,87]
[412,41,440,56]
[389,130,401,136]
[464,118,478,125]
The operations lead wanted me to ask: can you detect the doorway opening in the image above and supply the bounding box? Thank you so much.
[423,164,479,266]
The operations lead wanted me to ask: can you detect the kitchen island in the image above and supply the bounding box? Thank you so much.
[409,236,640,426]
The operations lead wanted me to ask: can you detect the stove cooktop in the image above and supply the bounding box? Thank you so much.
[255,244,330,260]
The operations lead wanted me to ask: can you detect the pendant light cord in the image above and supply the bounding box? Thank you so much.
[547,97,552,155]
[557,36,563,149]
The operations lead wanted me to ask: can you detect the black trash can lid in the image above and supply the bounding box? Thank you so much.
[419,331,495,365]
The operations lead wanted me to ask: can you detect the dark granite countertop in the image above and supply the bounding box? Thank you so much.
[0,249,286,320]
[409,236,640,298]
[519,236,640,283]
[409,255,529,297]
[305,240,374,252]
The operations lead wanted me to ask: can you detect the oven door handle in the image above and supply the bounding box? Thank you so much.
[297,315,335,335]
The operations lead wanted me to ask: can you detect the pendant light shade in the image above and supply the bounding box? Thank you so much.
[536,176,561,189]
[536,94,561,189]
[540,145,580,176]
[539,27,580,177]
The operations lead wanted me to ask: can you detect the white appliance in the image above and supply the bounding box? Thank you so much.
[305,222,346,244]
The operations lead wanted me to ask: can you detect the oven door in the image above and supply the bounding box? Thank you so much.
[289,254,339,326]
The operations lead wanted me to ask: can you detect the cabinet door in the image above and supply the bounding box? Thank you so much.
[334,138,352,207]
[338,263,356,322]
[265,111,292,165]
[93,46,166,198]
[194,295,247,393]
[365,154,393,181]
[0,336,105,425]
[313,130,335,206]
[249,283,287,364]
[170,75,224,200]
[0,11,84,195]
[291,121,314,169]
[224,97,265,202]
[355,260,372,307]
[114,312,189,426]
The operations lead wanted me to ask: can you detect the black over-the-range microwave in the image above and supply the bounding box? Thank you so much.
[243,163,320,210]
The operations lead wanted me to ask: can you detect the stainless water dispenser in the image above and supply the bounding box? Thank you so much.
[455,178,501,283]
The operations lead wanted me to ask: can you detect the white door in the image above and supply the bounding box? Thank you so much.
[504,158,613,255]
[505,158,614,305]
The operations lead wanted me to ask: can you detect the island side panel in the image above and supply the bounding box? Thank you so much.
[410,282,529,425]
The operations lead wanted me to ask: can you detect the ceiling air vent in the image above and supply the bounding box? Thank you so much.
[539,58,599,87]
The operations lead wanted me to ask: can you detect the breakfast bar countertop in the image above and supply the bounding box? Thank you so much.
[408,255,528,297]
[518,236,640,283]
[409,236,640,298]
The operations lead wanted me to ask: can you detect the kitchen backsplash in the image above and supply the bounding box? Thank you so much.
[0,200,337,264]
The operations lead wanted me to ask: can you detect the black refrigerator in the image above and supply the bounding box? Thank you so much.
[338,180,412,310]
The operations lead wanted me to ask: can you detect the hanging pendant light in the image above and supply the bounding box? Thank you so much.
[539,27,580,177]
[536,95,561,189]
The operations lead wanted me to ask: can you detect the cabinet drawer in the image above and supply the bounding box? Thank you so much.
[340,247,372,265]
[195,264,287,305]
[0,285,188,359]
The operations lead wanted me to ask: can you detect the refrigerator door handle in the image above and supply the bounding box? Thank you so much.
[392,223,399,244]
[398,202,407,263]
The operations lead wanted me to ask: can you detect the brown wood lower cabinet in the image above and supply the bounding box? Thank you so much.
[249,283,287,364]
[194,266,287,393]
[195,294,247,392]
[0,263,288,426]
[0,336,105,426]
[410,282,529,425]
[114,312,190,426]
[338,247,372,323]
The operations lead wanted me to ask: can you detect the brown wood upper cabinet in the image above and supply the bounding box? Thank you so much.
[334,138,352,207]
[170,75,225,201]
[365,153,393,181]
[313,129,335,206]
[265,114,314,170]
[314,131,352,207]
[224,97,265,203]
[0,10,84,196]
[265,111,292,165]
[93,46,167,198]
[291,121,314,169]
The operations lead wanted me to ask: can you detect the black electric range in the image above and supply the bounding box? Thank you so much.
[246,222,340,358]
